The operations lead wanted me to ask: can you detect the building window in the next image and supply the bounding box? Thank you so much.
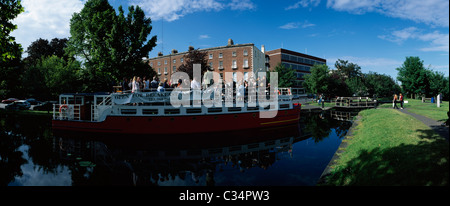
[209,62,213,69]
[219,61,223,70]
[158,61,161,66]
[158,68,161,75]
[232,60,237,69]
[164,60,167,65]
[173,66,176,73]
[150,62,153,67]
[173,59,176,64]
[232,51,237,57]
[164,67,168,74]
[243,49,248,56]
[180,58,184,63]
[243,59,248,68]
[219,53,223,58]
[209,53,213,59]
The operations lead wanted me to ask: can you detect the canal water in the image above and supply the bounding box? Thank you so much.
[1,109,358,186]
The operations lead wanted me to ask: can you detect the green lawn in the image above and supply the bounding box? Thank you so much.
[378,99,449,121]
[321,109,449,186]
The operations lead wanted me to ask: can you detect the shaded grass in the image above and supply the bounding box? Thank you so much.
[321,109,449,186]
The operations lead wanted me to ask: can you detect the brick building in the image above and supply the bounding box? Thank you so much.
[265,48,326,97]
[146,39,266,85]
[147,39,326,97]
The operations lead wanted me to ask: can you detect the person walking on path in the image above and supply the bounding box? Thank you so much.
[399,93,404,109]
[393,94,399,109]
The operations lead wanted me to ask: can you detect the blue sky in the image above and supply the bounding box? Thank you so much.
[12,0,449,80]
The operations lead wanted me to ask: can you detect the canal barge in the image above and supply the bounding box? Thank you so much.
[52,88,301,135]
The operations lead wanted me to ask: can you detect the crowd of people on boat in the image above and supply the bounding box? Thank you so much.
[119,75,274,98]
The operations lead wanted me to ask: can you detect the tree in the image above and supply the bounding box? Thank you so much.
[303,64,330,96]
[334,59,362,79]
[0,0,24,97]
[107,5,157,79]
[67,0,157,92]
[396,56,428,98]
[272,63,296,87]
[364,71,401,98]
[23,56,82,100]
[177,47,210,80]
[426,70,447,97]
[24,38,69,65]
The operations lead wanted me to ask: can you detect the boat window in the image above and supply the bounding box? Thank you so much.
[247,107,259,111]
[75,96,83,105]
[208,108,222,113]
[143,109,158,115]
[228,107,242,112]
[186,108,202,114]
[279,104,290,109]
[68,97,74,104]
[121,109,136,114]
[164,109,180,115]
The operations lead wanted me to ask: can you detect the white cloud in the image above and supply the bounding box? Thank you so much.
[326,0,449,27]
[11,0,85,54]
[279,21,315,29]
[285,0,321,10]
[131,0,255,22]
[199,34,210,39]
[12,0,84,55]
[378,27,449,53]
[228,0,255,11]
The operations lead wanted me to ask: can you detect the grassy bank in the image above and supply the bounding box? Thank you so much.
[321,109,449,186]
[378,99,449,121]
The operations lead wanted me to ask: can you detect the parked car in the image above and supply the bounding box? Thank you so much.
[26,98,41,105]
[33,101,53,111]
[2,98,19,104]
[6,100,31,110]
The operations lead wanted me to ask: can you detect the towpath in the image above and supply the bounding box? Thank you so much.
[396,108,449,141]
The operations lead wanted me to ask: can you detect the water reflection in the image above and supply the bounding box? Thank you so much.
[1,109,360,186]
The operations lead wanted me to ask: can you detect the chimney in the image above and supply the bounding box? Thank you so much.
[157,52,163,56]
[171,49,178,54]
[227,38,234,46]
[261,45,265,53]
[188,46,194,51]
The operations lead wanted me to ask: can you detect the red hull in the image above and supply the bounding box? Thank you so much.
[52,107,300,135]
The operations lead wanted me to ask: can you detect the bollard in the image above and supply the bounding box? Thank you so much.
[437,94,440,107]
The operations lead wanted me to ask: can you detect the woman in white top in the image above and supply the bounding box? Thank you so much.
[132,76,140,93]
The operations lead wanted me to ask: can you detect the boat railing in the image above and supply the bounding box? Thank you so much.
[53,104,82,121]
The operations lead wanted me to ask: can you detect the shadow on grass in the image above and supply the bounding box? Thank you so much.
[322,129,449,186]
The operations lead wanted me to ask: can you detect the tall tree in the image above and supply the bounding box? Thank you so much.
[0,0,23,62]
[334,59,362,79]
[177,47,210,80]
[303,64,330,96]
[364,71,401,98]
[0,0,24,97]
[272,63,296,87]
[107,5,157,79]
[67,0,157,92]
[396,56,428,98]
